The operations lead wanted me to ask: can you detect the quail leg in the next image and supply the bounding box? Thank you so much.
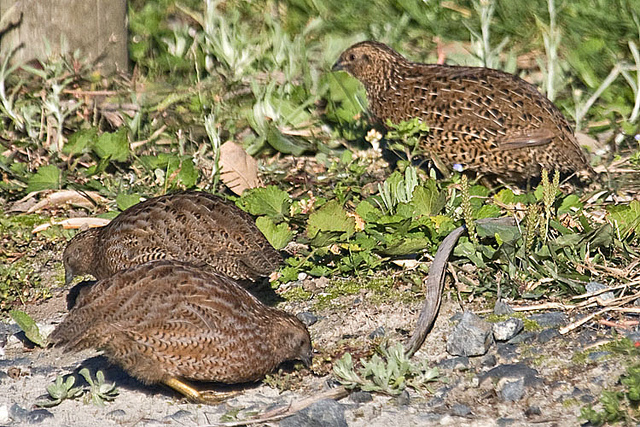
[163,377,238,403]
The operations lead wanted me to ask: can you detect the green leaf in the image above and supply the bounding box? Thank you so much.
[307,200,355,240]
[115,193,142,211]
[175,156,198,188]
[265,126,309,156]
[26,165,63,193]
[255,216,293,250]
[9,310,46,347]
[63,128,98,156]
[92,128,129,162]
[407,182,446,217]
[241,185,291,218]
[558,194,584,215]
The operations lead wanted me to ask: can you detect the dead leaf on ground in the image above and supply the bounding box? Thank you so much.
[219,141,260,195]
[32,217,111,234]
[10,190,108,213]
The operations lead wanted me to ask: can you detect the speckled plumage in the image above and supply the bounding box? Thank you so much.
[334,41,593,181]
[63,191,281,284]
[50,260,312,387]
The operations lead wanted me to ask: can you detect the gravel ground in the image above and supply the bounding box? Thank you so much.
[0,277,628,427]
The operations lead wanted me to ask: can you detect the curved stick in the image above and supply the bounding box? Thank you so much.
[405,217,516,358]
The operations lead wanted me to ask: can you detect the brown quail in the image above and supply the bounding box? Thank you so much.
[63,191,282,285]
[50,260,313,401]
[333,41,594,182]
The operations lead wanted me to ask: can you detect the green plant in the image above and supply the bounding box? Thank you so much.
[581,364,640,425]
[333,341,439,395]
[37,375,83,407]
[79,368,119,407]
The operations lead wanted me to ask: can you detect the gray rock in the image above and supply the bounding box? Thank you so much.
[525,406,541,417]
[106,409,127,421]
[537,328,560,343]
[279,399,347,427]
[396,390,410,406]
[296,312,318,327]
[527,312,567,328]
[481,354,497,368]
[437,356,470,371]
[10,404,53,424]
[480,363,541,388]
[446,311,494,357]
[493,318,524,341]
[164,409,192,421]
[451,403,472,417]
[587,351,611,361]
[586,282,614,301]
[507,331,536,344]
[500,378,525,401]
[496,343,519,361]
[349,391,373,403]
[497,418,517,426]
[368,326,385,339]
[494,300,514,315]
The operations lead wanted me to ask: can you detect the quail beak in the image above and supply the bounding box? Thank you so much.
[301,349,315,368]
[331,59,344,72]
[64,269,73,286]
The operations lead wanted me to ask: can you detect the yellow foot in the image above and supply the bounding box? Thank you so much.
[163,377,240,404]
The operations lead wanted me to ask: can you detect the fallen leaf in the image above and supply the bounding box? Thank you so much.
[219,141,260,195]
[32,217,111,234]
[23,190,107,213]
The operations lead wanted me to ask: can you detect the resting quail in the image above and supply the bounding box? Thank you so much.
[63,191,281,285]
[50,260,312,401]
[333,41,594,182]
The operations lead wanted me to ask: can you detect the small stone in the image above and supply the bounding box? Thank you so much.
[493,318,524,341]
[396,390,410,406]
[0,405,9,424]
[507,332,536,345]
[537,328,560,343]
[296,312,318,327]
[525,406,542,417]
[500,378,525,401]
[297,272,308,281]
[25,409,54,424]
[9,403,28,421]
[280,399,347,427]
[587,351,610,361]
[437,356,470,371]
[527,312,567,328]
[446,311,494,357]
[451,403,472,417]
[106,409,127,421]
[585,282,614,301]
[480,363,541,388]
[580,394,595,403]
[165,410,192,421]
[481,354,497,368]
[368,326,385,339]
[493,300,514,315]
[496,343,519,361]
[350,391,373,403]
[497,418,517,426]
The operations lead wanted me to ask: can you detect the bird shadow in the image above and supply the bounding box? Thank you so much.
[66,355,264,401]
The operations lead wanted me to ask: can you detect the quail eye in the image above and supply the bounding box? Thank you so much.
[348,53,356,61]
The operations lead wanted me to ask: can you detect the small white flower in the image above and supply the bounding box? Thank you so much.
[365,129,383,151]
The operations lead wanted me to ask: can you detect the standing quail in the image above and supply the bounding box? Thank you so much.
[50,260,313,402]
[63,191,281,285]
[333,41,594,182]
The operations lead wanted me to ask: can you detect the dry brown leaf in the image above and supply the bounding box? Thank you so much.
[219,141,260,195]
[32,217,111,234]
[26,190,107,213]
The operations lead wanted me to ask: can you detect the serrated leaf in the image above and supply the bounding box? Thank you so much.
[255,216,293,250]
[241,185,291,218]
[26,165,63,193]
[9,310,46,347]
[406,182,446,217]
[307,200,355,239]
[92,128,129,162]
